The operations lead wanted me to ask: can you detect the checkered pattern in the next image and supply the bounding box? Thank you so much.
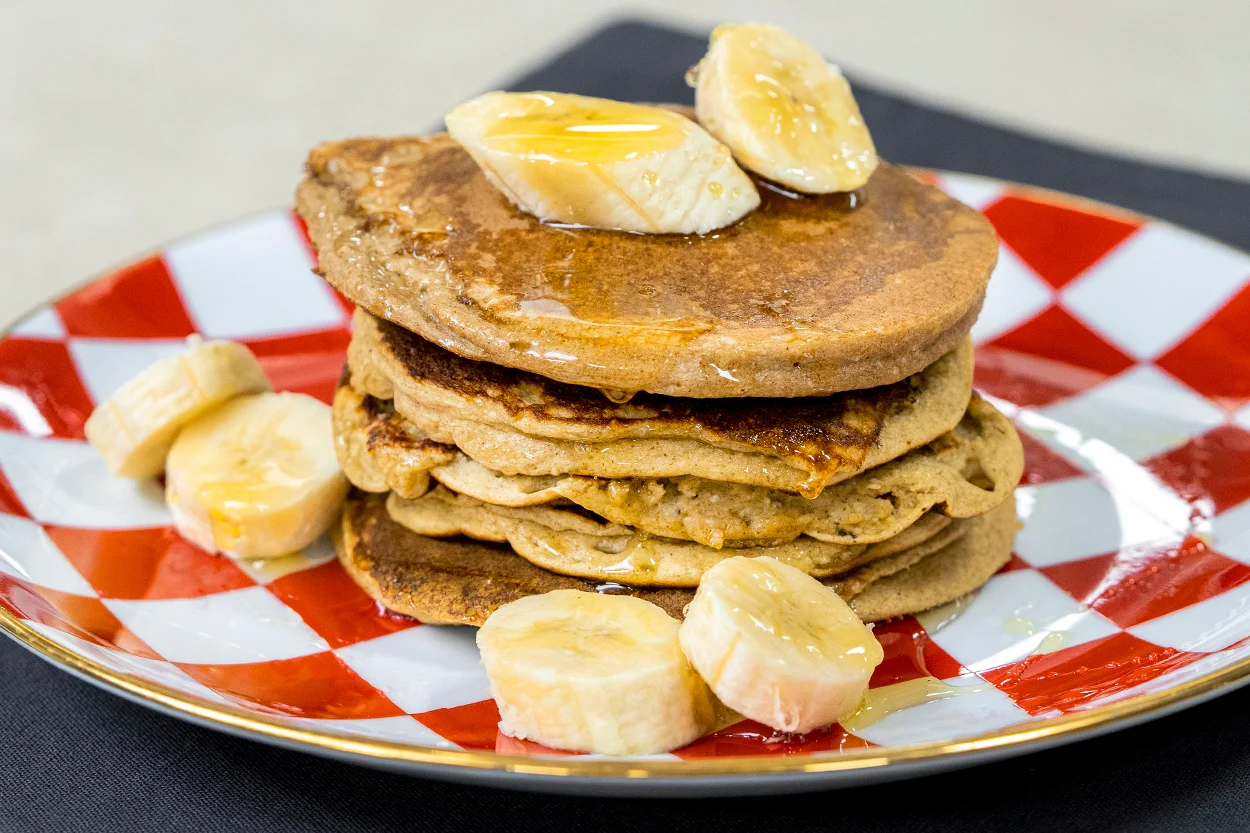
[0,183,1248,761]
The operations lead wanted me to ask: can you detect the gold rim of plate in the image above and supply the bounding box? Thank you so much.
[7,594,1250,779]
[5,180,1250,782]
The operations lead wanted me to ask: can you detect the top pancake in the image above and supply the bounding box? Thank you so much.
[297,131,998,398]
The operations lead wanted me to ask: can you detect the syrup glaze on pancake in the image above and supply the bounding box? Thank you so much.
[364,310,944,478]
[383,487,954,586]
[298,132,997,397]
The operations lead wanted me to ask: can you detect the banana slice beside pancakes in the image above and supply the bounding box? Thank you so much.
[84,338,271,478]
[86,341,349,559]
[166,392,348,559]
[680,556,884,734]
[474,557,886,753]
[477,590,717,755]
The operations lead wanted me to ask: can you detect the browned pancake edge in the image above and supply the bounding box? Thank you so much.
[297,130,997,397]
[337,490,1016,626]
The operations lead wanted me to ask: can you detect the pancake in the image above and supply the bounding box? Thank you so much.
[426,454,562,507]
[297,133,997,398]
[333,385,1020,548]
[337,490,1017,625]
[338,490,694,625]
[385,486,953,586]
[332,382,455,499]
[848,498,1019,621]
[432,394,1020,547]
[348,310,973,496]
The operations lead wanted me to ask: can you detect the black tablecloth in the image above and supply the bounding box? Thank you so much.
[3,19,1249,833]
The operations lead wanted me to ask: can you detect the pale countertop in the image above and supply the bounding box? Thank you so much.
[4,0,1248,327]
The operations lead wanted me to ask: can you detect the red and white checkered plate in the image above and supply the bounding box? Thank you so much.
[2,174,1249,796]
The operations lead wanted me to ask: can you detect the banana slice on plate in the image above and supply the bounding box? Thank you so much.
[165,392,348,559]
[477,590,717,755]
[679,556,884,734]
[445,91,760,234]
[84,338,271,479]
[691,23,878,193]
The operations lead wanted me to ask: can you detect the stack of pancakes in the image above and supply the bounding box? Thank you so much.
[296,132,1023,626]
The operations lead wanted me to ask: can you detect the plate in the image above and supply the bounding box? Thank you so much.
[2,173,1250,797]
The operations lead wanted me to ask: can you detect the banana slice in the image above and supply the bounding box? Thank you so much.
[84,338,271,478]
[679,556,884,734]
[445,91,760,234]
[691,23,878,193]
[165,392,348,559]
[476,590,717,755]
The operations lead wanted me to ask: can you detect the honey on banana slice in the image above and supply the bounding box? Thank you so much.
[165,392,348,559]
[446,91,759,234]
[85,338,271,479]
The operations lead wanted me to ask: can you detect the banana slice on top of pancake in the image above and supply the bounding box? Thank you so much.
[445,91,759,234]
[691,23,878,193]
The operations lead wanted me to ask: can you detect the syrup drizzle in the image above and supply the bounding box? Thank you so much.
[840,676,989,732]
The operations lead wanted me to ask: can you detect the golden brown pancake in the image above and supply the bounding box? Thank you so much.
[849,498,1019,621]
[332,382,455,499]
[346,313,974,496]
[333,383,1020,548]
[297,133,997,398]
[384,486,953,586]
[540,395,1021,546]
[338,490,694,625]
[337,490,1015,625]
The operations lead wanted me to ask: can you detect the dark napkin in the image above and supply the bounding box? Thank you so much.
[3,19,1249,833]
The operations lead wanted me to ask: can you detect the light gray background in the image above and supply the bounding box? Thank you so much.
[4,1,1247,326]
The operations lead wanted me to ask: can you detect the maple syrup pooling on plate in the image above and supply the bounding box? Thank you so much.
[840,676,989,732]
